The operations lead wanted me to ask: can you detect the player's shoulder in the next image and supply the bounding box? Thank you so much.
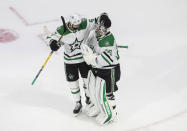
[79,17,96,30]
[98,32,115,47]
[78,18,88,30]
[56,23,71,35]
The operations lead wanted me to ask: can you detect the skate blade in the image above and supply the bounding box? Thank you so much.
[73,109,82,117]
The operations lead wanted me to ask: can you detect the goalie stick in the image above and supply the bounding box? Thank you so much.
[31,16,67,85]
[117,45,128,49]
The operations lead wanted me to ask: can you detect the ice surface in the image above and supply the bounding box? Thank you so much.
[0,0,187,131]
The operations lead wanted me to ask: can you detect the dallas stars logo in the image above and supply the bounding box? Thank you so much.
[68,74,74,80]
[69,38,83,52]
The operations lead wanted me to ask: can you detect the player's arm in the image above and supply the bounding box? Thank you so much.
[83,30,95,49]
[87,18,98,30]
[82,18,98,41]
[46,25,65,51]
[81,44,118,68]
[96,46,118,67]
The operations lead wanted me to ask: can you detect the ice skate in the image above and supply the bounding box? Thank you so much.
[73,100,82,117]
[85,95,91,105]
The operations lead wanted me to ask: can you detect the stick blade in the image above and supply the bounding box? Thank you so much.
[43,26,51,36]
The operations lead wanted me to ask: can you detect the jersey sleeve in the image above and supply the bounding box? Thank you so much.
[82,18,97,43]
[45,25,66,45]
[87,18,98,30]
[83,30,95,49]
[94,44,119,68]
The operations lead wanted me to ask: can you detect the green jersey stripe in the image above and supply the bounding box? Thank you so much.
[64,56,83,61]
[71,89,80,94]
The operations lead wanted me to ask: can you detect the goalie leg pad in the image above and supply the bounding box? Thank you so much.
[95,77,113,125]
[86,70,117,121]
[86,70,100,116]
[87,70,96,104]
[87,104,100,117]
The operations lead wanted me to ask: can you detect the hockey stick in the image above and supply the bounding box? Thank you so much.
[31,16,66,85]
[117,45,128,49]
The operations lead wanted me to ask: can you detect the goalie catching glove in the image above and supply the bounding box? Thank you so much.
[81,44,97,66]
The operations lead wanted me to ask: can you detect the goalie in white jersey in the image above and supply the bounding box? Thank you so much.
[81,13,121,124]
[46,14,97,116]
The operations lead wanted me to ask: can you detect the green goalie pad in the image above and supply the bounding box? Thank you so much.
[96,76,113,124]
[87,70,113,123]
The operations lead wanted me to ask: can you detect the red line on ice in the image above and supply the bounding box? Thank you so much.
[9,7,29,26]
[9,6,60,26]
[126,109,187,131]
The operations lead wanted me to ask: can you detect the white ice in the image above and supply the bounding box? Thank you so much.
[0,0,187,131]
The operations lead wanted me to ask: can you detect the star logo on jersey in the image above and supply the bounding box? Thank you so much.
[69,38,83,52]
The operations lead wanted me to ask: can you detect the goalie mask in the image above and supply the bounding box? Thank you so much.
[96,12,111,38]
[68,13,82,30]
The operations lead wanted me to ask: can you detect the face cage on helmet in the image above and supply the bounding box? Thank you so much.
[69,15,82,30]
[72,24,80,30]
[96,25,108,37]
[68,22,80,31]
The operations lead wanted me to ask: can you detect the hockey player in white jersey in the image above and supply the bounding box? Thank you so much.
[46,13,97,116]
[81,13,121,124]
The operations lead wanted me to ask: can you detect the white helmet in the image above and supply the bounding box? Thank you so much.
[69,13,82,26]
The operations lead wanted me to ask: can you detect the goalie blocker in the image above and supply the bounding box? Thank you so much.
[86,64,120,124]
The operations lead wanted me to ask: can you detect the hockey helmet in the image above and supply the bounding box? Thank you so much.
[68,13,82,30]
[97,12,111,28]
[96,13,111,37]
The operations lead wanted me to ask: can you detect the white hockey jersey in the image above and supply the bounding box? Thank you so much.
[46,18,96,64]
[85,31,120,69]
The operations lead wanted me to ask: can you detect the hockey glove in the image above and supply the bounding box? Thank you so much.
[49,39,60,51]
